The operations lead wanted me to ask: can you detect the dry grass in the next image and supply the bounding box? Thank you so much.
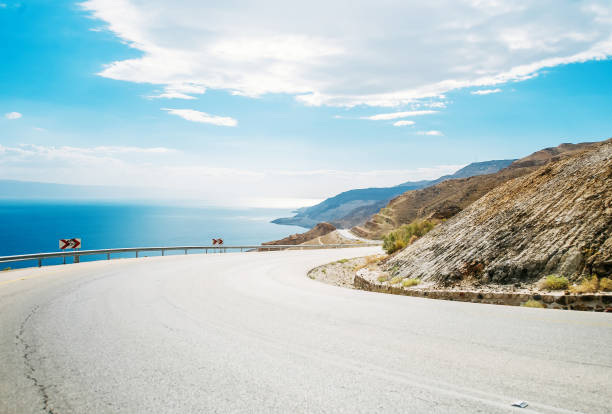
[335,258,349,264]
[389,276,403,285]
[402,278,421,287]
[354,255,385,272]
[541,275,569,290]
[570,276,612,293]
[523,299,545,308]
[570,275,599,293]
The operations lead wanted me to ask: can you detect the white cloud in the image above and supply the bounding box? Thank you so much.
[149,83,206,100]
[417,130,444,136]
[162,108,237,127]
[81,0,612,107]
[471,88,502,95]
[5,112,22,120]
[393,120,416,127]
[362,110,437,121]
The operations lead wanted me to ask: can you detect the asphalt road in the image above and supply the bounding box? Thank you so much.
[1,247,611,413]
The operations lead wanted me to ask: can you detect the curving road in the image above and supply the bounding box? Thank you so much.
[1,247,611,413]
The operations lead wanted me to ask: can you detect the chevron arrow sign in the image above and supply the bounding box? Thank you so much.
[59,238,81,250]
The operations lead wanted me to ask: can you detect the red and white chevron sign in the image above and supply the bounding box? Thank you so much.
[212,238,224,245]
[59,238,81,250]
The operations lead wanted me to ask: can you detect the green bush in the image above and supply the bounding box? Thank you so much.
[382,220,436,254]
[541,275,569,290]
[523,299,545,308]
[336,259,349,264]
[402,278,420,287]
[377,275,389,283]
[389,276,402,285]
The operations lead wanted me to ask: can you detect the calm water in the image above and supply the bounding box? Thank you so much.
[0,200,303,268]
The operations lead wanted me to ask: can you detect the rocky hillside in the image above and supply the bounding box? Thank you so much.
[272,160,514,229]
[353,141,597,239]
[385,139,612,285]
[262,222,336,246]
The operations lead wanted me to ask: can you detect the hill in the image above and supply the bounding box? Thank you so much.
[271,160,514,229]
[384,139,612,285]
[353,141,597,239]
[262,222,337,246]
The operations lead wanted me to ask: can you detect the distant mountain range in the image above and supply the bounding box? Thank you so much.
[353,141,599,239]
[271,160,515,228]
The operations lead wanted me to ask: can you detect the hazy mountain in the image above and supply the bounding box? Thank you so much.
[271,160,515,229]
[353,141,599,239]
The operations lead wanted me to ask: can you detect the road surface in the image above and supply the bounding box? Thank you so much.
[1,247,611,413]
[336,229,376,243]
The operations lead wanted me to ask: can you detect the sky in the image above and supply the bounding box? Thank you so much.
[1,0,612,208]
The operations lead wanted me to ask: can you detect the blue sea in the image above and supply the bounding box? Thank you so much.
[0,200,303,268]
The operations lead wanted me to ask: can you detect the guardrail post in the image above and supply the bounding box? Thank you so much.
[107,253,110,260]
[184,249,188,255]
[161,249,165,256]
[63,256,66,265]
[136,251,139,258]
[74,255,80,263]
[38,259,41,267]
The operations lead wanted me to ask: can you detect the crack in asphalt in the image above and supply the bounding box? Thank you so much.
[17,305,56,414]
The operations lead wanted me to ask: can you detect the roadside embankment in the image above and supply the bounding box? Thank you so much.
[309,256,612,311]
[354,269,612,311]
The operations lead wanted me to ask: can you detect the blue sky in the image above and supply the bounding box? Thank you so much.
[1,0,611,207]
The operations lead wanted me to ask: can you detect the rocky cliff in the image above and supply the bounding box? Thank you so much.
[384,139,612,285]
[353,141,597,239]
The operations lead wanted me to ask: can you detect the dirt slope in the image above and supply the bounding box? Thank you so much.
[353,141,598,239]
[299,230,362,246]
[262,222,336,246]
[385,139,612,285]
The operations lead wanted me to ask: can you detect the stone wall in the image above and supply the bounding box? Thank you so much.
[354,273,612,312]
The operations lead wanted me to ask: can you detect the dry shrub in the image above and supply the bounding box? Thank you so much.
[390,276,403,285]
[571,276,612,293]
[523,300,545,308]
[600,278,612,292]
[354,255,385,272]
[402,278,421,287]
[377,274,389,283]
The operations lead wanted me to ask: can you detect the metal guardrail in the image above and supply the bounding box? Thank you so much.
[0,243,382,268]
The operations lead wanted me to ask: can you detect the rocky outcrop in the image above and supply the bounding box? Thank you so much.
[353,141,598,239]
[384,139,612,285]
[262,222,336,246]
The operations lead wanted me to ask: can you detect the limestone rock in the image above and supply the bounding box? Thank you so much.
[385,139,612,285]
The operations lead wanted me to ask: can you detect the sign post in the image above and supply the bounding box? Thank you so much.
[212,238,224,252]
[59,238,81,263]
